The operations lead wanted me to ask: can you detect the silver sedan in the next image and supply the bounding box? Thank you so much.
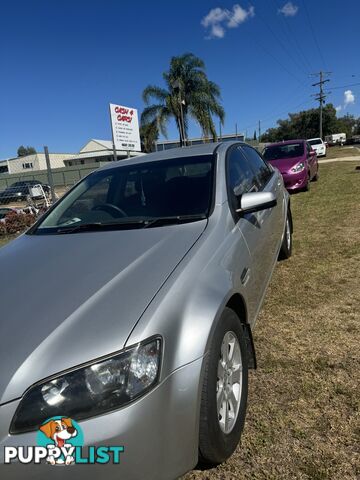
[0,141,292,479]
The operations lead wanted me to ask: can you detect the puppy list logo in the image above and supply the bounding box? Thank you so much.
[4,416,124,465]
[37,417,83,465]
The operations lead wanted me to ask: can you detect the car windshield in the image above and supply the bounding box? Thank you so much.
[308,139,322,145]
[32,155,214,234]
[263,143,304,161]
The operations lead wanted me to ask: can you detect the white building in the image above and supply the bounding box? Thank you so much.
[0,139,143,174]
[0,152,75,174]
[63,139,143,167]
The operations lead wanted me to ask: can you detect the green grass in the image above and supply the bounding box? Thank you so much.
[325,145,360,159]
[185,161,360,480]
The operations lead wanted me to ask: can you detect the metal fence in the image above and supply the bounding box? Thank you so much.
[0,163,107,234]
[0,162,105,191]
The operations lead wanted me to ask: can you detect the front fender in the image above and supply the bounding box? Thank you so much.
[126,211,251,380]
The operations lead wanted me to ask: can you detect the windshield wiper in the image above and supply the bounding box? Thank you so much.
[39,215,207,234]
[143,214,207,228]
[54,219,148,234]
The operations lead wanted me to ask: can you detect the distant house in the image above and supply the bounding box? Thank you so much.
[62,139,143,167]
[0,139,143,174]
[2,152,75,175]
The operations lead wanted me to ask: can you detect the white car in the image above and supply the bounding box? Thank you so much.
[307,138,327,157]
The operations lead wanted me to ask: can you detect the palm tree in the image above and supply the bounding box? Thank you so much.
[140,120,159,153]
[141,53,225,146]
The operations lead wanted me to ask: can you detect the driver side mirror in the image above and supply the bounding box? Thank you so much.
[235,191,277,215]
[309,150,316,157]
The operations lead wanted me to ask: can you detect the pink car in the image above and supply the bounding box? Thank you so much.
[262,140,319,192]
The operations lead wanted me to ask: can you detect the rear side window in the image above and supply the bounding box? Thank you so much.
[240,145,272,188]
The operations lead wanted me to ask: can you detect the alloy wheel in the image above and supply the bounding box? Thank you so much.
[217,331,242,434]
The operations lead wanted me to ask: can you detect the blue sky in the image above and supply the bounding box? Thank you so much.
[1,0,359,157]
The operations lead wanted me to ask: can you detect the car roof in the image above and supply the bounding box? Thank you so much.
[98,141,247,171]
[265,139,306,147]
[307,137,322,141]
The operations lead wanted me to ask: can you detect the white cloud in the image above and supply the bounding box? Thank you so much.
[279,2,299,17]
[201,4,255,39]
[344,89,355,107]
[335,105,342,113]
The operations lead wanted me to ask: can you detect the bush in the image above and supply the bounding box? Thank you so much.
[0,212,36,235]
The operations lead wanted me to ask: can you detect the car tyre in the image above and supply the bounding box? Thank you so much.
[198,308,248,466]
[278,210,292,260]
[312,165,319,182]
[303,172,310,191]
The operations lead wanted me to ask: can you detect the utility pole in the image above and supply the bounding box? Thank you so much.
[258,120,261,143]
[44,146,56,204]
[311,71,331,139]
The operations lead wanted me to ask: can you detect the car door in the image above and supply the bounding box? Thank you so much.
[226,145,283,320]
[240,145,284,277]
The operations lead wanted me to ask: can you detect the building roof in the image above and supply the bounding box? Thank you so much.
[99,142,229,172]
[79,139,114,153]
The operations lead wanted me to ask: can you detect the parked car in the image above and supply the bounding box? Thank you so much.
[0,142,293,479]
[262,139,318,191]
[307,137,327,157]
[0,180,50,204]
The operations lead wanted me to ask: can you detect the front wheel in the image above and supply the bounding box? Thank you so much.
[199,308,249,466]
[279,210,292,260]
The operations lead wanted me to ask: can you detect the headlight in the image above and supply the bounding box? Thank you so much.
[291,162,305,173]
[10,337,161,434]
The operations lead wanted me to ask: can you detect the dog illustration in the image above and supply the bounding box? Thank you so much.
[39,417,78,465]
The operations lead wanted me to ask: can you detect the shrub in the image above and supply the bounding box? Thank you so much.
[0,212,36,235]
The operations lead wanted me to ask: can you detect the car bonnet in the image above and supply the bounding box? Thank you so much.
[0,221,206,404]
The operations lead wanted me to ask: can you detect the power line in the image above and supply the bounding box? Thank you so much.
[239,98,313,134]
[302,0,327,69]
[271,0,313,73]
[251,1,310,78]
[251,35,307,88]
[331,82,360,90]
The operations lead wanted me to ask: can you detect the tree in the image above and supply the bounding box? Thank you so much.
[335,113,357,139]
[253,130,257,141]
[17,146,36,157]
[140,120,159,153]
[141,53,225,146]
[262,104,340,142]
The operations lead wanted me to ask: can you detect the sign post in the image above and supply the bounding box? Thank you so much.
[109,105,117,162]
[109,104,141,159]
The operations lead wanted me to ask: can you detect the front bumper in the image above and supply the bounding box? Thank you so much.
[280,170,308,191]
[0,356,204,480]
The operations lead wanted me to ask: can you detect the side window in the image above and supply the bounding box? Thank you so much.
[241,145,272,189]
[227,147,257,212]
